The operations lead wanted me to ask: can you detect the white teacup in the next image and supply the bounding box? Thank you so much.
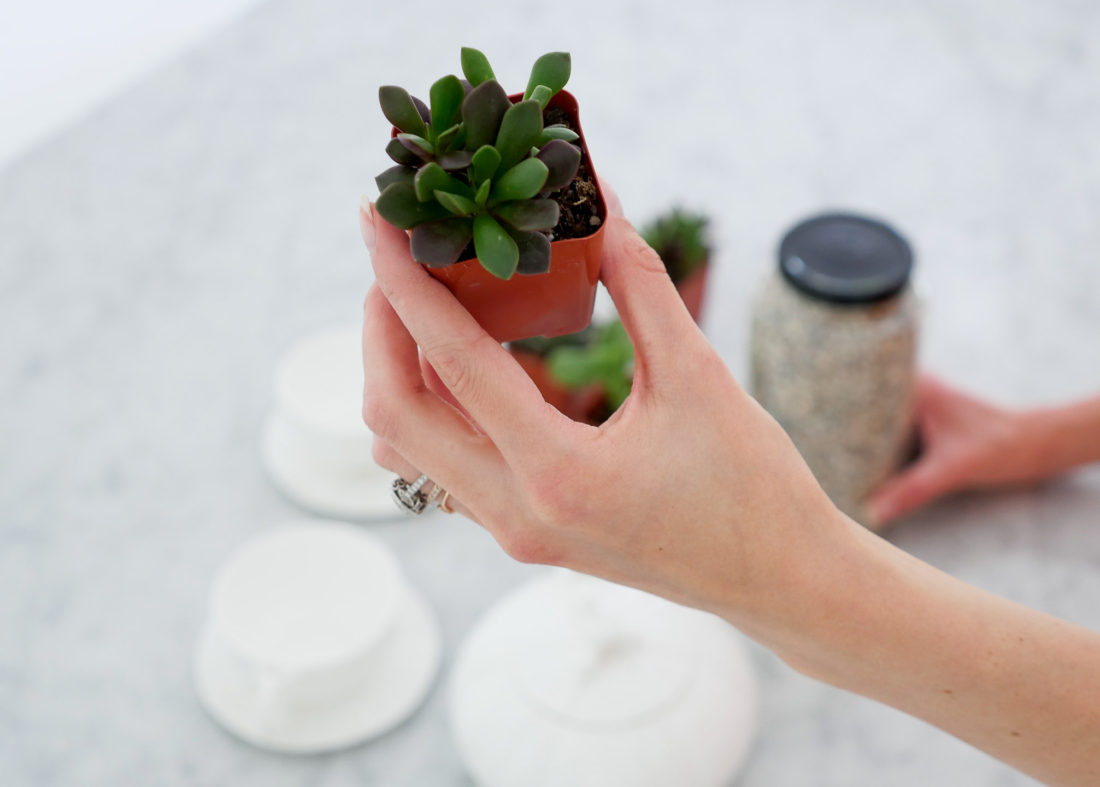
[261,328,396,520]
[195,521,440,753]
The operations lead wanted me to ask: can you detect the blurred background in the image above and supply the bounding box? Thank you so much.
[2,0,1099,784]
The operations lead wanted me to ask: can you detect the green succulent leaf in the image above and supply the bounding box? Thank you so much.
[375,164,415,193]
[495,100,543,171]
[491,158,549,203]
[505,226,552,275]
[379,86,428,136]
[528,84,552,109]
[434,189,479,217]
[437,150,474,171]
[471,145,502,185]
[493,199,559,231]
[460,47,496,87]
[535,140,582,192]
[385,138,421,166]
[429,75,464,135]
[376,181,451,229]
[546,320,634,409]
[545,347,611,388]
[462,80,510,151]
[410,219,473,266]
[474,179,491,206]
[397,133,434,159]
[539,125,580,144]
[435,123,462,153]
[524,52,571,100]
[414,162,472,203]
[473,214,519,279]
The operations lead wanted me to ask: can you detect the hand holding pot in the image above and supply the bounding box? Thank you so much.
[361,202,842,628]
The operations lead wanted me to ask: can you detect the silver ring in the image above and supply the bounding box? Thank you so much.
[392,474,433,515]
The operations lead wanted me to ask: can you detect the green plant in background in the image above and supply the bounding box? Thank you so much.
[640,208,711,283]
[375,48,583,280]
[546,320,634,411]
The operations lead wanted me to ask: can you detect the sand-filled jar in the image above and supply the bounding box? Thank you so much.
[750,213,918,524]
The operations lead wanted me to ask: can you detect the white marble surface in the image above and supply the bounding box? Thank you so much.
[2,0,1099,784]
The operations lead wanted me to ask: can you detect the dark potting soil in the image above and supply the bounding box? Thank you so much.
[543,105,603,243]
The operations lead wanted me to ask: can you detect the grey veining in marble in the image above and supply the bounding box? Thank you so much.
[2,0,1099,785]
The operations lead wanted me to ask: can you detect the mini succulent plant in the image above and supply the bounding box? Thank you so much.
[375,49,584,280]
[546,319,634,411]
[640,209,711,283]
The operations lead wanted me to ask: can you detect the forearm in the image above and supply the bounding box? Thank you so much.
[737,516,1100,785]
[1022,395,1100,479]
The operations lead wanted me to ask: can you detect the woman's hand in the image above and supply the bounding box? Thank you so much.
[869,377,1100,527]
[358,200,848,641]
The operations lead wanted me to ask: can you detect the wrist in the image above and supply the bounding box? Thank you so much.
[1014,398,1100,480]
[713,503,877,677]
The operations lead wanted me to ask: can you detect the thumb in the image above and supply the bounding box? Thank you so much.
[868,458,956,529]
[599,216,698,366]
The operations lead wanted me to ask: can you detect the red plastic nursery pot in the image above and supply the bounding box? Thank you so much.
[391,90,606,343]
[676,262,709,324]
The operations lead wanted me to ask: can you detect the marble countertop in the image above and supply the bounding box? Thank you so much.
[2,0,1099,784]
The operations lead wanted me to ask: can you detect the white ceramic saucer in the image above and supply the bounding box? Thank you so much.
[194,522,441,754]
[449,571,757,787]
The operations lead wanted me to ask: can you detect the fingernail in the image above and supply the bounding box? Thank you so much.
[359,194,376,253]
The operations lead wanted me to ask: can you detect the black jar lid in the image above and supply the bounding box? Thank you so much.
[778,213,914,304]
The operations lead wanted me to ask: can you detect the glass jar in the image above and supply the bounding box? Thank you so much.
[750,213,919,524]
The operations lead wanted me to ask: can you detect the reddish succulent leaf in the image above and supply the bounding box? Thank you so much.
[493,199,559,231]
[437,150,474,171]
[411,95,431,126]
[536,140,581,192]
[411,219,473,266]
[397,133,434,161]
[462,80,510,151]
[506,226,552,275]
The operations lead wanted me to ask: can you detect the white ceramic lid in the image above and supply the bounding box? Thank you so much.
[274,328,366,442]
[449,571,757,787]
[263,327,403,520]
[195,521,441,753]
[209,522,403,670]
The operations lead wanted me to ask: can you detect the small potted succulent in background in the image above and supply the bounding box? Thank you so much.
[640,209,712,323]
[508,328,595,418]
[523,319,634,425]
[373,48,607,342]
